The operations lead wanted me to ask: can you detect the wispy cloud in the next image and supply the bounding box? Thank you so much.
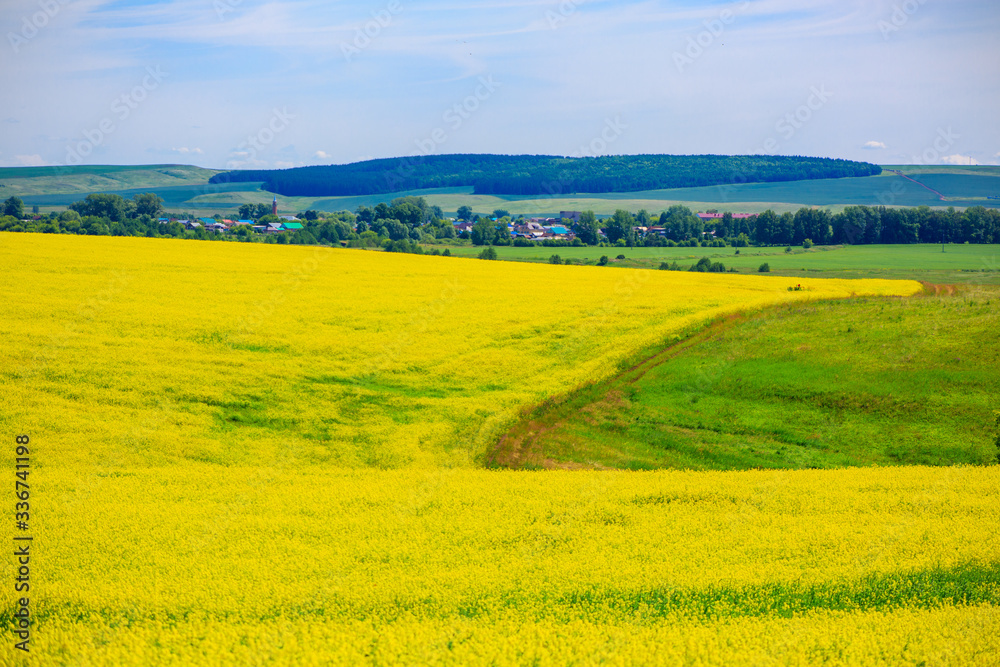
[862,141,887,149]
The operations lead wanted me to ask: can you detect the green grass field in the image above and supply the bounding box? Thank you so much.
[311,168,1000,215]
[4,164,999,216]
[435,243,1000,284]
[489,285,1000,471]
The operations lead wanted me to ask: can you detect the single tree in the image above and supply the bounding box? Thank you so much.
[470,218,497,246]
[3,196,25,219]
[133,193,164,218]
[573,210,601,245]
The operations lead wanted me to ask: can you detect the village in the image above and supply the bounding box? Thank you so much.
[159,199,753,242]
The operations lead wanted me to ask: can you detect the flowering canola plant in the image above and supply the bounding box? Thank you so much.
[3,234,993,665]
[4,466,1000,665]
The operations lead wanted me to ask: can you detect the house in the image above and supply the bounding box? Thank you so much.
[281,222,303,231]
[199,217,217,226]
[233,220,253,226]
[183,221,201,230]
[266,223,284,233]
[278,215,299,222]
[559,211,582,223]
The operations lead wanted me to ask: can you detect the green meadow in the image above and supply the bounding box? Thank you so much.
[489,284,1000,471]
[437,243,1000,283]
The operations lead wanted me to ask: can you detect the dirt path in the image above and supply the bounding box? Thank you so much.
[887,170,947,200]
[919,281,958,296]
[486,312,749,470]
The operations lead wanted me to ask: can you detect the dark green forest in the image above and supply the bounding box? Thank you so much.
[208,154,882,197]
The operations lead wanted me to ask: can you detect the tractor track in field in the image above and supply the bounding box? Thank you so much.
[485,312,749,470]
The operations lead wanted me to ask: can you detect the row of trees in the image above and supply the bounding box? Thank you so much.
[67,192,166,221]
[465,203,1000,249]
[747,205,1000,246]
[5,192,999,250]
[208,153,882,197]
[0,195,454,253]
[549,204,999,248]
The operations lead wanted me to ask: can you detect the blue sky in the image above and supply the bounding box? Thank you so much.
[1,0,998,169]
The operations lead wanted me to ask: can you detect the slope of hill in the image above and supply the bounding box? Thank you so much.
[489,285,1000,470]
[0,164,221,196]
[5,163,998,215]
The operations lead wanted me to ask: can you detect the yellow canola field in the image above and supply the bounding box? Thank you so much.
[6,234,988,666]
[6,466,1000,665]
[0,234,921,469]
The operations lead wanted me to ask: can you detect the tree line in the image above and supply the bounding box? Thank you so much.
[3,193,997,251]
[0,194,458,252]
[208,153,882,197]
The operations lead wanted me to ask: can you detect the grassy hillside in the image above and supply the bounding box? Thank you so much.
[304,170,1000,215]
[489,285,1000,470]
[0,164,221,197]
[4,164,999,216]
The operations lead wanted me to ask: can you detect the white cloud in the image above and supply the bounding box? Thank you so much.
[940,154,979,166]
[274,161,296,169]
[862,141,886,149]
[15,154,48,166]
[314,150,331,160]
[171,147,203,154]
